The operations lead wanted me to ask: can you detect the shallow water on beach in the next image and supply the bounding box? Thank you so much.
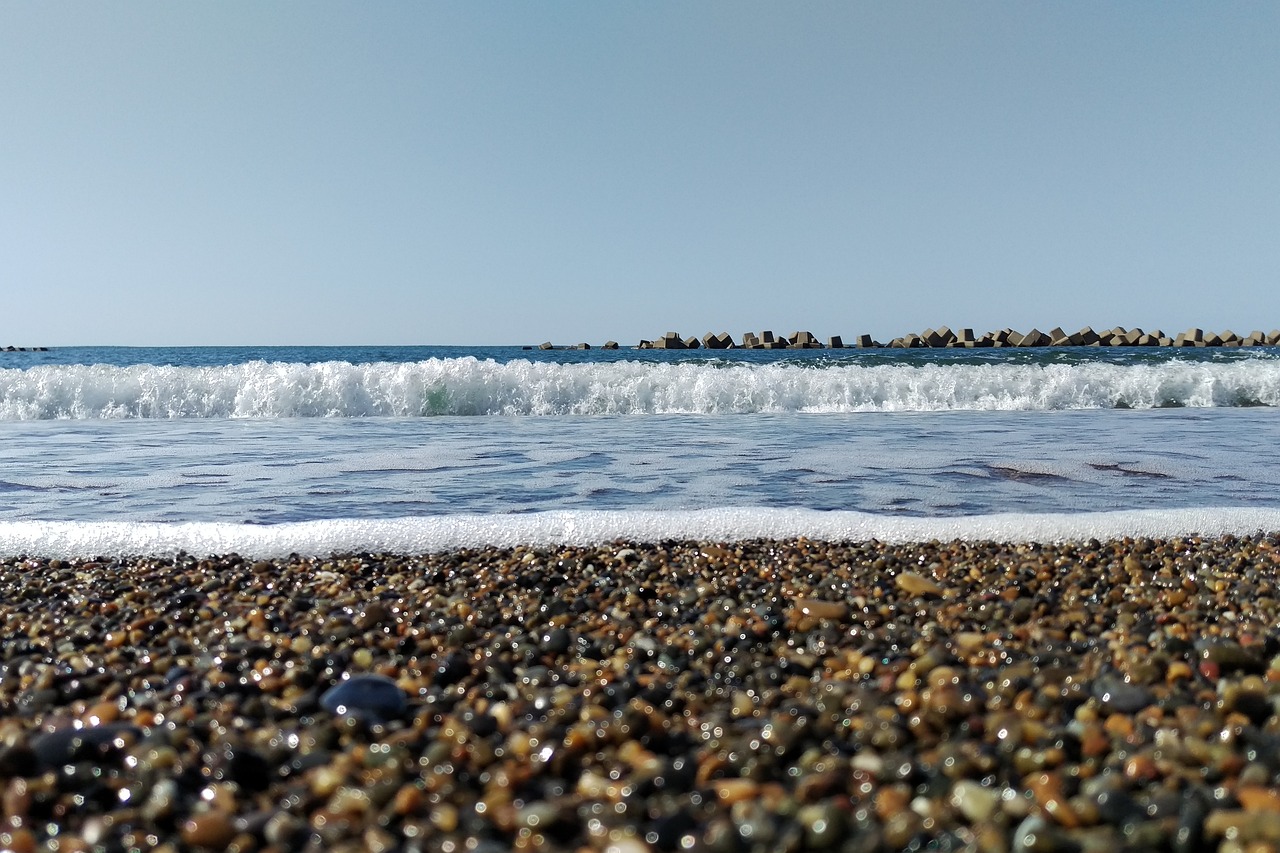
[2,345,1279,553]
[1,408,1277,523]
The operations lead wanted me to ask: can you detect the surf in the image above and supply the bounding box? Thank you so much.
[4,357,1280,419]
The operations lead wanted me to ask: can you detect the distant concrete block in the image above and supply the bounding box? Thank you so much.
[539,341,555,350]
[828,335,844,349]
[653,333,686,349]
[718,332,737,348]
[1071,327,1100,346]
[923,327,953,347]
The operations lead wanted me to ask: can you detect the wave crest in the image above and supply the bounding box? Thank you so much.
[3,357,1280,419]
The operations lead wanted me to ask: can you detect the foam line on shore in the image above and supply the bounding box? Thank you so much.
[4,508,1280,558]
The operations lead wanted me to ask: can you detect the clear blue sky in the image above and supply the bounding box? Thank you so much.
[2,3,1277,346]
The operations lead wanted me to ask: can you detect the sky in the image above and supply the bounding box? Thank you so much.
[2,3,1277,347]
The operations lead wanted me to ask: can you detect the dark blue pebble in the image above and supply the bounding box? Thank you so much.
[31,723,142,771]
[1092,675,1154,715]
[320,674,408,724]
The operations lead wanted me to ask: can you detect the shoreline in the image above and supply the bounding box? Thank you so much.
[8,508,1280,560]
[4,535,1280,851]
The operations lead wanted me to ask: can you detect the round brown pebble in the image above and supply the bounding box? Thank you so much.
[180,812,237,851]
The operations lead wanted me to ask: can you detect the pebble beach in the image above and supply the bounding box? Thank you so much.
[4,536,1280,852]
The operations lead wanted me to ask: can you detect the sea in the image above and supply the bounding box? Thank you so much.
[3,344,1280,558]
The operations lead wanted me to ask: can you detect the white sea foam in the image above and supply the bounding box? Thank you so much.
[3,508,1279,558]
[4,358,1280,418]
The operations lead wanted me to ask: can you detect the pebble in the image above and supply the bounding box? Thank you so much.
[1201,640,1265,673]
[1092,674,1154,714]
[0,534,1278,850]
[895,571,945,597]
[540,627,571,654]
[1237,786,1280,813]
[180,811,236,850]
[1205,809,1280,844]
[790,598,848,621]
[1013,814,1074,853]
[951,779,1002,822]
[319,673,409,725]
[30,723,140,770]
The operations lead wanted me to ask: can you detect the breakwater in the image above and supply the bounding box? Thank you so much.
[633,326,1280,349]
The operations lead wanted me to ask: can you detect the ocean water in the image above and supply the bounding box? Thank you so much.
[3,345,1280,556]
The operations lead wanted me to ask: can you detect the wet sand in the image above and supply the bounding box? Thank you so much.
[3,535,1280,852]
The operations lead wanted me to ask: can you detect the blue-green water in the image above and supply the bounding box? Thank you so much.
[2,345,1279,554]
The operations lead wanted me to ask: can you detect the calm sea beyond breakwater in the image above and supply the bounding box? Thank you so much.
[4,344,1280,851]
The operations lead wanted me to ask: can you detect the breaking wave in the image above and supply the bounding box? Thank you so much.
[4,357,1280,419]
